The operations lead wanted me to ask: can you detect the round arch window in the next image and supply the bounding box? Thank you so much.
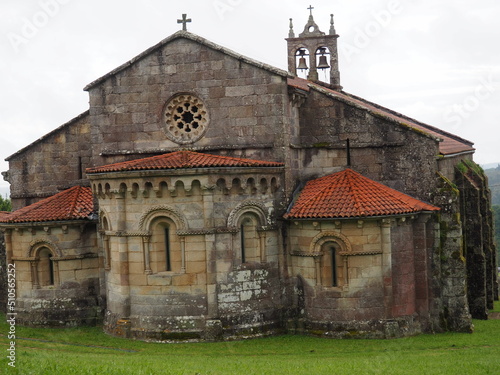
[163,94,209,144]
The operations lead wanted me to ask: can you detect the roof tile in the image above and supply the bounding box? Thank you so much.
[0,186,94,224]
[285,169,439,219]
[86,151,284,174]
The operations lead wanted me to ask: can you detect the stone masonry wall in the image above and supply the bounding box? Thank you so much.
[8,223,101,326]
[390,221,417,317]
[93,167,284,340]
[455,160,498,319]
[87,37,290,170]
[287,219,423,338]
[5,112,92,211]
[431,174,472,332]
[292,89,440,202]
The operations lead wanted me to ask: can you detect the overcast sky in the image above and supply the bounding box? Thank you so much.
[1,0,499,196]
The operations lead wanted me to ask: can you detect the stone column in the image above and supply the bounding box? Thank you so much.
[115,190,130,318]
[201,184,218,318]
[142,237,152,274]
[205,233,218,317]
[258,231,267,263]
[52,260,60,286]
[103,235,110,270]
[381,219,393,318]
[4,230,12,265]
[180,237,186,273]
[30,260,39,289]
[314,256,321,286]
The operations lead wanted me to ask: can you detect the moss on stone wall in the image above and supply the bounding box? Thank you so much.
[455,159,498,319]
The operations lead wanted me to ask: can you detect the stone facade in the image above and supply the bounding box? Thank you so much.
[91,165,284,340]
[5,112,91,210]
[1,13,497,340]
[4,222,100,326]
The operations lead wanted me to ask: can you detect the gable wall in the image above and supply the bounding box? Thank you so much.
[6,114,92,210]
[87,38,291,169]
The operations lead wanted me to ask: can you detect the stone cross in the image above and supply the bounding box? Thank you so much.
[308,5,314,15]
[177,14,192,31]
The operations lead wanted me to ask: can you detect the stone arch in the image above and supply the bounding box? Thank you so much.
[227,201,268,228]
[149,217,181,273]
[157,181,169,197]
[105,183,111,197]
[100,209,112,232]
[309,231,351,254]
[294,46,310,77]
[139,205,188,232]
[309,231,351,288]
[28,240,61,288]
[189,179,202,195]
[28,239,62,259]
[131,182,140,198]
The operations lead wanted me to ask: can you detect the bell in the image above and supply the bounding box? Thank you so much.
[317,55,330,69]
[297,57,308,70]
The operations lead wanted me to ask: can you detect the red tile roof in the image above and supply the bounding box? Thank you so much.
[0,186,95,224]
[0,212,11,221]
[288,77,475,156]
[285,169,439,219]
[86,151,284,174]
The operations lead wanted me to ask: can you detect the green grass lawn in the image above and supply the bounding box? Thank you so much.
[1,304,500,375]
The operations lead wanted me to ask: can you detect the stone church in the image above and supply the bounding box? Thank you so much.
[1,10,497,341]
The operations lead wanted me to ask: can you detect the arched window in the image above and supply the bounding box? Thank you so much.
[38,247,55,287]
[321,242,344,288]
[102,216,109,231]
[239,215,260,264]
[150,218,180,273]
[101,214,111,270]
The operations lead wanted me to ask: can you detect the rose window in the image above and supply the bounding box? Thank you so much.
[163,94,209,144]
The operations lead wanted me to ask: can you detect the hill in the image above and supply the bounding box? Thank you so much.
[484,165,500,205]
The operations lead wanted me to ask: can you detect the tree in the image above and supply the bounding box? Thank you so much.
[0,195,11,212]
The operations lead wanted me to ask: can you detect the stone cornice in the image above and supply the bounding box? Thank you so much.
[87,166,284,181]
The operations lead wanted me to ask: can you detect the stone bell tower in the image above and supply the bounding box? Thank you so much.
[286,6,341,89]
